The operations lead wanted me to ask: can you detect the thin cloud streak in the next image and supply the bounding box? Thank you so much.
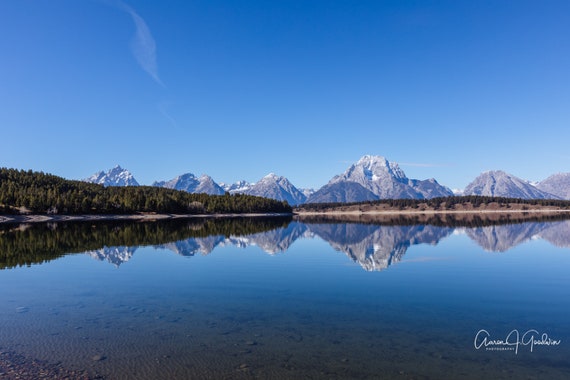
[117,1,164,86]
[399,162,453,168]
[158,102,179,129]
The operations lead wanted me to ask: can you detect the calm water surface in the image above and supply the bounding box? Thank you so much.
[0,217,569,379]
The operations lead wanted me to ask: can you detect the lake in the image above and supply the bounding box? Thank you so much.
[0,215,569,379]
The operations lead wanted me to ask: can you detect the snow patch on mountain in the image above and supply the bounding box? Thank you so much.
[84,165,140,187]
[220,180,253,194]
[153,173,225,195]
[242,173,307,205]
[308,155,453,203]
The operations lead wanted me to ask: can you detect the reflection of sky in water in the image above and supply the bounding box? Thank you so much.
[0,221,569,379]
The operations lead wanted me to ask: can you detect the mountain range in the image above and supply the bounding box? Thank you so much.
[83,156,570,203]
[152,173,225,195]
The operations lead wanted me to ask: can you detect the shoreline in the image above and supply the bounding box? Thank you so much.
[2,209,570,225]
[294,209,570,216]
[0,213,292,225]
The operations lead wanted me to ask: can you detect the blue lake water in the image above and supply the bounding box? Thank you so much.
[0,217,569,379]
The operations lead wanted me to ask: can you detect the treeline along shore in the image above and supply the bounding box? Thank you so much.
[0,168,292,217]
[295,196,570,214]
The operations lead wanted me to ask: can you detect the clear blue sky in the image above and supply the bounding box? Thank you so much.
[1,0,569,190]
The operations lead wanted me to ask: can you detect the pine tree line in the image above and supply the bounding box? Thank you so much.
[0,168,292,215]
[298,195,570,211]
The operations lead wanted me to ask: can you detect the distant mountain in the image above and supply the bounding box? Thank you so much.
[221,175,307,205]
[300,188,315,199]
[536,173,570,200]
[241,173,307,205]
[153,173,225,195]
[409,178,454,199]
[463,170,558,199]
[307,155,453,203]
[84,165,139,187]
[220,180,253,194]
[308,182,379,203]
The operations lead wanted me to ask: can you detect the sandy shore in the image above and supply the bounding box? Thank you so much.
[0,213,292,225]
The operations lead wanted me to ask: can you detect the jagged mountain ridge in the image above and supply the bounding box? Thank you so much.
[84,165,140,187]
[463,170,558,199]
[220,180,253,194]
[241,173,307,205]
[153,173,225,195]
[222,176,311,206]
[307,155,453,203]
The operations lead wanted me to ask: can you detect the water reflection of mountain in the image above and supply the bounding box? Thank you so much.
[465,220,570,252]
[91,223,453,271]
[230,222,310,254]
[2,216,569,270]
[538,220,570,248]
[308,224,453,271]
[86,246,138,267]
[156,222,310,257]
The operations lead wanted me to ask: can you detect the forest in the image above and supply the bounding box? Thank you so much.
[297,195,570,212]
[0,168,292,215]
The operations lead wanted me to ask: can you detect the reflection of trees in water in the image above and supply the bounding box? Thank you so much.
[2,215,569,270]
[0,217,291,269]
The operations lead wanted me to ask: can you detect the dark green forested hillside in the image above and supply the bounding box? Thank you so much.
[0,168,292,215]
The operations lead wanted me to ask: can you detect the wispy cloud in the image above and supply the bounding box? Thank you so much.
[399,162,453,168]
[112,1,163,86]
[157,101,179,129]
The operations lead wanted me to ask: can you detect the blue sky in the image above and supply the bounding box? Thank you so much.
[1,0,569,190]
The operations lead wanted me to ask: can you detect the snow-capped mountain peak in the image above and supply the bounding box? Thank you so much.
[220,180,253,194]
[153,172,225,195]
[84,165,139,187]
[309,155,453,203]
[241,173,307,205]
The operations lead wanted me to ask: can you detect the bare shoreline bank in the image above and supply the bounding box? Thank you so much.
[0,213,292,225]
[294,209,570,216]
[2,209,570,225]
